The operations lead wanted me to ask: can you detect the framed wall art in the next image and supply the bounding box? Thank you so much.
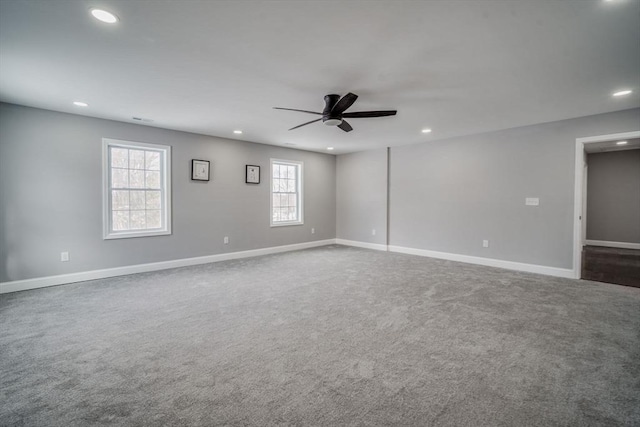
[246,165,260,184]
[191,159,210,181]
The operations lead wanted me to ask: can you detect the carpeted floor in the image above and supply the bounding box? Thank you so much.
[1,245,639,426]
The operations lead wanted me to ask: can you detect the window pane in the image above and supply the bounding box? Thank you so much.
[130,191,145,210]
[105,140,171,238]
[111,148,128,168]
[112,211,129,231]
[112,190,129,210]
[146,151,160,170]
[278,208,287,221]
[130,150,145,170]
[271,161,302,225]
[146,191,161,209]
[145,171,160,189]
[130,210,146,229]
[112,168,129,188]
[130,170,145,188]
[146,210,161,229]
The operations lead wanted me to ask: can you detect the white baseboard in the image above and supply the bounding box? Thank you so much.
[335,238,388,252]
[388,245,575,279]
[335,239,574,279]
[0,239,336,294]
[585,240,640,250]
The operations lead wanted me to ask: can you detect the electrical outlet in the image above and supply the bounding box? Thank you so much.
[60,251,70,262]
[372,229,376,236]
[482,240,489,248]
[311,228,315,234]
[223,236,229,244]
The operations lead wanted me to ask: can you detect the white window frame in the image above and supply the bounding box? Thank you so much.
[270,158,304,227]
[102,138,172,239]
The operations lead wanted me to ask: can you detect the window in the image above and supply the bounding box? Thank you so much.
[102,138,171,239]
[271,159,303,226]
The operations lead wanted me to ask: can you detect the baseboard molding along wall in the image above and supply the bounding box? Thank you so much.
[585,240,640,250]
[2,237,580,294]
[0,239,336,294]
[336,239,574,279]
[335,238,388,252]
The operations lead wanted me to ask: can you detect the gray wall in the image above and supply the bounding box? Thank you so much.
[336,148,387,245]
[0,103,336,282]
[337,108,640,269]
[586,149,640,243]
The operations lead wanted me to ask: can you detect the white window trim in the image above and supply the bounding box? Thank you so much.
[102,138,172,239]
[270,158,304,227]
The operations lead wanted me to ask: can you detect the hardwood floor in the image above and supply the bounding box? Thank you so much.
[582,245,640,288]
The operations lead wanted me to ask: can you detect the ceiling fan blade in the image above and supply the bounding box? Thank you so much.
[342,110,397,118]
[337,120,353,132]
[331,92,358,114]
[273,107,322,115]
[288,118,322,130]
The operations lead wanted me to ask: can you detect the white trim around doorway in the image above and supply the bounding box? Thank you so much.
[573,130,640,279]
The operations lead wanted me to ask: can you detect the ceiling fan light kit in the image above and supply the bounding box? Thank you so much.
[274,92,397,132]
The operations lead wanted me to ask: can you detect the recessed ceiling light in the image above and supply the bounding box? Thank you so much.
[612,90,632,97]
[73,101,88,107]
[616,140,628,145]
[421,128,432,133]
[90,9,118,24]
[327,147,334,151]
[233,130,243,134]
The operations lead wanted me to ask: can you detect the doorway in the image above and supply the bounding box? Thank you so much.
[573,131,640,287]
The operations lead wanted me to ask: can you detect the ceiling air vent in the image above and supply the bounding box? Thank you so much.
[132,117,154,123]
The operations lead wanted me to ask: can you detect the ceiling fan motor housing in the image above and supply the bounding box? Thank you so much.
[322,94,342,125]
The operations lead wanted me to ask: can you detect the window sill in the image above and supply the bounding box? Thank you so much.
[104,229,171,240]
[270,221,304,227]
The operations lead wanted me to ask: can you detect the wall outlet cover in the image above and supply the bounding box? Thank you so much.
[60,252,70,262]
[482,240,489,248]
[223,236,229,244]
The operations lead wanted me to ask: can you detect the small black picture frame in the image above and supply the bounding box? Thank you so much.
[191,159,210,181]
[246,165,260,184]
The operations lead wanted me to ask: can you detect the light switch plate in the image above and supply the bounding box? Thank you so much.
[525,197,540,206]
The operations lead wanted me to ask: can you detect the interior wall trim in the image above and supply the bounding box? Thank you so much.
[336,239,574,278]
[585,240,640,250]
[335,239,389,252]
[0,239,337,294]
[389,245,575,278]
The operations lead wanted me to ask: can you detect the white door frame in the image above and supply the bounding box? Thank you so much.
[572,130,640,278]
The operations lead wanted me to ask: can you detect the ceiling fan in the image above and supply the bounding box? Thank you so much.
[274,92,397,132]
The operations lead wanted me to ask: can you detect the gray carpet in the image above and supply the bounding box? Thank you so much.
[1,245,639,426]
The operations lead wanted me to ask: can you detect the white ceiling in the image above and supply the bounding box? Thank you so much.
[1,0,639,155]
